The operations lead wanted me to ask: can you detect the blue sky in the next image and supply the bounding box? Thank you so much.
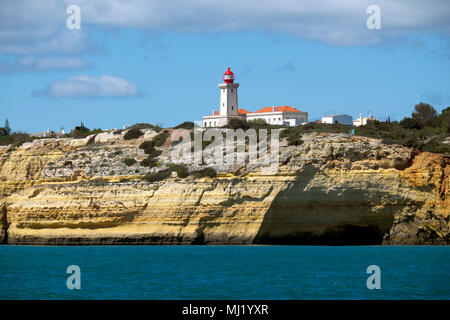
[1,1,449,133]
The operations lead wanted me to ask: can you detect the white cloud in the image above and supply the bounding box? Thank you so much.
[0,0,449,57]
[0,57,90,73]
[0,1,96,56]
[39,74,140,98]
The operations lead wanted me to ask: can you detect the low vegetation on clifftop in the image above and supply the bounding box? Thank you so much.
[1,103,449,155]
[0,102,448,246]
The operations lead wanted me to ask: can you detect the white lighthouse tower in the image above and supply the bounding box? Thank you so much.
[219,67,239,117]
[202,67,246,127]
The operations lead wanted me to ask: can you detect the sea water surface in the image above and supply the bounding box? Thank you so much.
[0,245,448,300]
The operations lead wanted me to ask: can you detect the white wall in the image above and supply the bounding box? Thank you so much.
[219,83,239,116]
[322,114,353,125]
[247,112,307,126]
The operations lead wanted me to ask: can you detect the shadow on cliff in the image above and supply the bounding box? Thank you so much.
[253,164,393,245]
[1,205,8,244]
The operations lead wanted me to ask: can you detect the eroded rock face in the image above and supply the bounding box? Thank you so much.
[0,132,448,245]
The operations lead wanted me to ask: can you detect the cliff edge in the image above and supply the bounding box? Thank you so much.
[0,130,448,245]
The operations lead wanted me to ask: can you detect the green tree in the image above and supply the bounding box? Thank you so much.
[411,102,437,128]
[435,107,450,133]
[400,117,419,130]
[0,127,8,137]
[4,118,11,135]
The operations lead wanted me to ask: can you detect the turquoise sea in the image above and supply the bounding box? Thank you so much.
[0,245,448,300]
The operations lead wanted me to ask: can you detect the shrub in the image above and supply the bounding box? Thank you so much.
[139,140,154,149]
[143,170,171,183]
[167,163,189,178]
[281,123,348,139]
[141,157,158,168]
[400,117,419,130]
[435,107,450,133]
[124,128,144,140]
[281,126,305,146]
[139,140,156,154]
[63,160,73,167]
[153,130,170,147]
[70,124,91,138]
[194,167,217,178]
[90,128,103,135]
[123,158,137,166]
[128,123,162,132]
[174,121,194,129]
[142,163,188,184]
[0,127,8,138]
[88,178,110,186]
[0,132,31,146]
[139,139,162,167]
[68,123,102,139]
[287,136,304,146]
[224,118,250,130]
[147,149,162,158]
[422,143,450,154]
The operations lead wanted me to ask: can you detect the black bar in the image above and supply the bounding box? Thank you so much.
[1,300,448,319]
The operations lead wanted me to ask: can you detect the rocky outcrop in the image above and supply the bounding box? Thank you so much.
[384,152,449,244]
[0,131,448,245]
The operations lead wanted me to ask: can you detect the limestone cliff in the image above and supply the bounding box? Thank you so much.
[0,130,448,245]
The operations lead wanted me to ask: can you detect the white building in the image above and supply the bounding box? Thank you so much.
[321,114,353,126]
[203,67,308,127]
[246,106,307,126]
[31,128,65,138]
[353,113,376,126]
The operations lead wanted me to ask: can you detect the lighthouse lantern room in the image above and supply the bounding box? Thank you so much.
[223,67,235,83]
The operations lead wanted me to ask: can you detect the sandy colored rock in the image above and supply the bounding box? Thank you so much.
[0,132,448,245]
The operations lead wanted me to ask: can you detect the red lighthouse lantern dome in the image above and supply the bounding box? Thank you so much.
[223,67,235,83]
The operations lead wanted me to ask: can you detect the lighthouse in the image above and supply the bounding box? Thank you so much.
[219,67,239,117]
[203,67,308,128]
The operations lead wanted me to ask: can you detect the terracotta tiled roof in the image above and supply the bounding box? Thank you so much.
[254,106,302,113]
[208,110,220,116]
[207,108,250,116]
